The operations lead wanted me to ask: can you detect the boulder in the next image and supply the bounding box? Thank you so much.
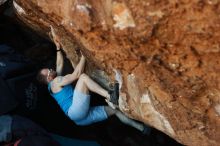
[13,0,220,145]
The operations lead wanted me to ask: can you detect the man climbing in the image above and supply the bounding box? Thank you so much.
[37,26,150,134]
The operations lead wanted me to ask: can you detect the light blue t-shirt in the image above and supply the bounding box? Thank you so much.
[48,82,73,115]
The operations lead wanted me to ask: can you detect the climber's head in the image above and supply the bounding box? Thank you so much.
[37,68,57,84]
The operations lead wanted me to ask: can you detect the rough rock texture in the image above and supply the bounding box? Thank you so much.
[13,0,220,145]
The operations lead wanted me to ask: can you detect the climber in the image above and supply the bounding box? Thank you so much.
[37,26,151,134]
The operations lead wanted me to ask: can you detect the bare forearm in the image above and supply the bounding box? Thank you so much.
[73,55,86,77]
[56,49,64,76]
[70,59,76,69]
[76,55,86,73]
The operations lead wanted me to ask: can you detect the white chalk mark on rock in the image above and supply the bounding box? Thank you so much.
[13,1,26,15]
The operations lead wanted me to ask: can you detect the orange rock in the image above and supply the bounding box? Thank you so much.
[14,0,220,145]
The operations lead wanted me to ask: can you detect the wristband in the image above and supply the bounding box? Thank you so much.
[57,49,61,52]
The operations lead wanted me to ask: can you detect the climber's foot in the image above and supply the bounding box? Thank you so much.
[108,82,119,105]
[142,124,151,135]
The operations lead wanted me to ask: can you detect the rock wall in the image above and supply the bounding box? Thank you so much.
[13,0,220,145]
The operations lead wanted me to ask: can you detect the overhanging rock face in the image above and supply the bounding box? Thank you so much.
[13,0,220,145]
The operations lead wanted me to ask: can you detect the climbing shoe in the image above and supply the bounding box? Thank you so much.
[108,82,119,105]
[142,124,151,135]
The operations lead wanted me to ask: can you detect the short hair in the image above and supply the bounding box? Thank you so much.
[36,69,47,84]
